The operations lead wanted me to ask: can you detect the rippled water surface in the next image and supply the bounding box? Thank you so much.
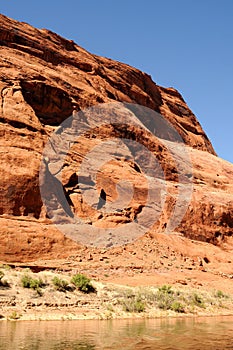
[0,316,233,349]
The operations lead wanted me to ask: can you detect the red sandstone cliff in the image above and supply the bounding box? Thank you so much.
[0,14,232,262]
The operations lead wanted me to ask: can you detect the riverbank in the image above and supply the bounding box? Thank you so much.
[1,265,233,321]
[1,233,233,321]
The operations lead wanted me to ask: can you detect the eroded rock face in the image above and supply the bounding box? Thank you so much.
[0,14,232,261]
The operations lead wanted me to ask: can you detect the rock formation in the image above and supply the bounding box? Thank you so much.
[0,14,232,262]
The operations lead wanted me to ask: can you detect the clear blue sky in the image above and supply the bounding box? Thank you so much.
[1,0,232,163]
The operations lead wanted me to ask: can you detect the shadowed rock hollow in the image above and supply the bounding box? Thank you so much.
[0,14,233,262]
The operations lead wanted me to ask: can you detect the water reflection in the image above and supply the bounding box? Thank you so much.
[0,316,233,350]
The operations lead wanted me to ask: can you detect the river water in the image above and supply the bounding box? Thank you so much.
[0,316,233,349]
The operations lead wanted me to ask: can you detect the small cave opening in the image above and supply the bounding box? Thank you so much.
[97,189,107,210]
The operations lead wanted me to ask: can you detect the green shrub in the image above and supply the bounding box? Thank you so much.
[156,285,175,310]
[106,304,114,312]
[8,311,21,320]
[0,264,11,270]
[0,270,4,282]
[215,290,228,299]
[0,270,10,287]
[21,275,31,288]
[117,290,146,313]
[122,297,146,313]
[52,276,70,292]
[192,293,205,308]
[154,285,187,312]
[71,274,96,293]
[158,285,174,294]
[157,294,174,310]
[21,274,44,296]
[170,301,185,313]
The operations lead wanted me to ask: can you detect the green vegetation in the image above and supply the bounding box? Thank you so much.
[191,293,205,308]
[122,296,146,313]
[71,274,96,293]
[0,270,4,282]
[0,270,9,287]
[155,285,177,311]
[0,264,12,270]
[21,274,44,296]
[116,289,146,313]
[115,284,219,314]
[146,285,206,312]
[170,301,185,313]
[1,265,232,320]
[106,304,114,312]
[158,285,173,294]
[52,276,70,292]
[215,290,229,299]
[8,311,21,320]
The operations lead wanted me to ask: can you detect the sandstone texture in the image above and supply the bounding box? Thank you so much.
[0,14,233,265]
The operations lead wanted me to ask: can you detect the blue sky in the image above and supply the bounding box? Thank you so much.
[1,0,232,163]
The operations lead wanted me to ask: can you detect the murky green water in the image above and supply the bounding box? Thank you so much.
[0,316,233,349]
